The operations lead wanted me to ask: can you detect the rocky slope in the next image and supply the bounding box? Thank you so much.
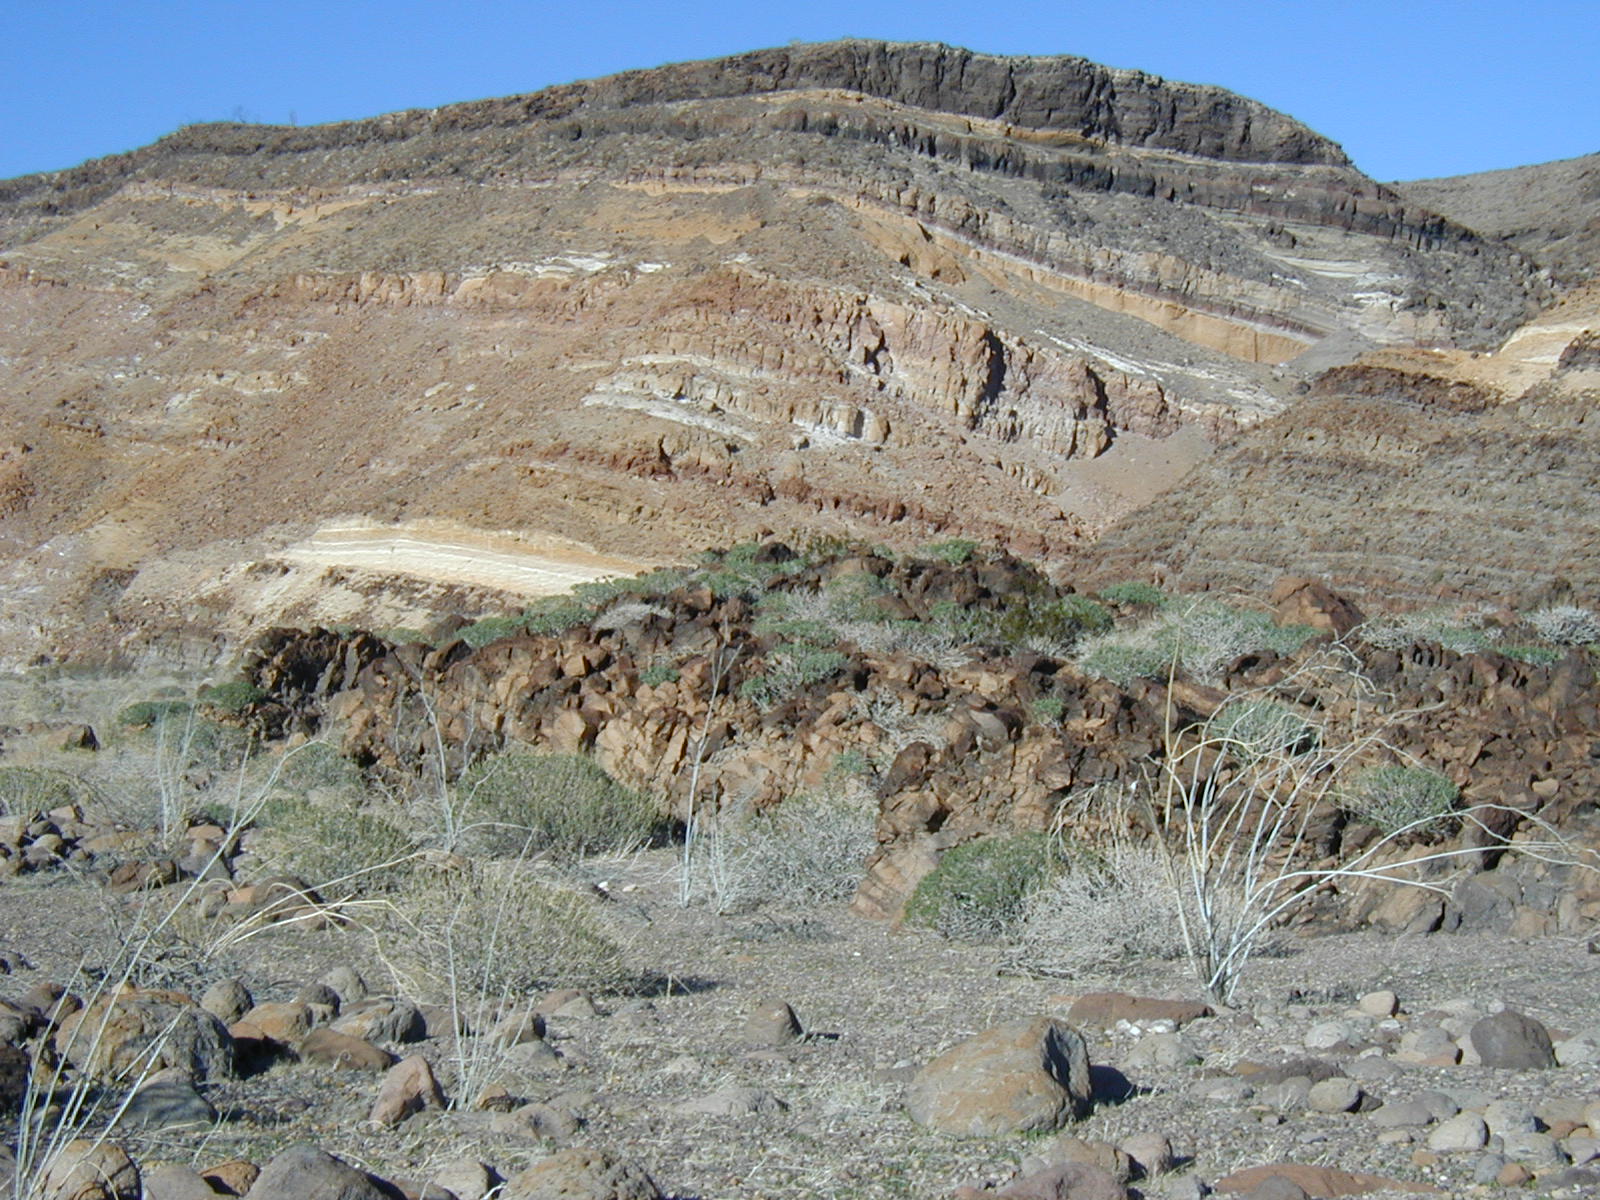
[1081,282,1600,604]
[0,41,1544,665]
[1398,151,1600,285]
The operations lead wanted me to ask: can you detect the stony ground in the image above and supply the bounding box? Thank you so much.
[3,839,1599,1200]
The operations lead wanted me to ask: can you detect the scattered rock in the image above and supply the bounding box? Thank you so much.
[1214,1162,1441,1196]
[116,1071,217,1130]
[1370,1100,1433,1129]
[1306,1077,1362,1114]
[334,999,426,1045]
[676,1084,788,1117]
[370,1053,446,1127]
[1065,994,1211,1032]
[1356,991,1398,1018]
[245,1144,392,1200]
[498,1147,661,1200]
[1469,1009,1556,1069]
[54,989,235,1081]
[1426,1112,1489,1152]
[741,999,803,1046]
[1118,1132,1175,1178]
[200,978,252,1024]
[241,1000,315,1045]
[490,1007,548,1048]
[422,1159,497,1200]
[300,1027,395,1071]
[907,1016,1092,1136]
[138,1164,219,1200]
[35,1139,140,1200]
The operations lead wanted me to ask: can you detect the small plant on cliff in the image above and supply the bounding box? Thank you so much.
[198,678,266,714]
[1097,581,1168,608]
[454,750,661,860]
[1077,599,1314,686]
[639,662,681,687]
[1341,764,1459,837]
[903,833,1062,940]
[919,538,978,565]
[1526,604,1600,646]
[738,642,849,708]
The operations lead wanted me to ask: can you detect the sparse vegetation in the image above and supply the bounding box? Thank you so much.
[1078,599,1315,685]
[903,833,1060,940]
[919,538,978,565]
[1526,603,1600,646]
[1342,764,1460,836]
[1097,580,1168,607]
[454,750,661,859]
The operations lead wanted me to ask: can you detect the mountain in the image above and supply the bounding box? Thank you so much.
[0,41,1555,663]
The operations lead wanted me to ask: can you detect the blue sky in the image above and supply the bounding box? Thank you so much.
[4,0,1595,183]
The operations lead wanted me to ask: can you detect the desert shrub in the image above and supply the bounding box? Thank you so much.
[117,699,193,727]
[699,541,802,599]
[716,786,878,910]
[1527,604,1600,646]
[1210,699,1319,761]
[1498,643,1562,666]
[903,833,1060,940]
[1011,844,1194,976]
[1097,581,1167,608]
[454,751,661,859]
[824,571,895,621]
[920,538,978,565]
[993,593,1112,653]
[639,663,680,686]
[395,863,639,1001]
[522,599,594,636]
[1030,695,1066,723]
[1342,765,1459,836]
[198,678,266,714]
[1077,600,1314,685]
[252,792,416,890]
[270,741,365,793]
[456,614,525,648]
[0,766,88,816]
[738,642,849,708]
[1359,607,1497,654]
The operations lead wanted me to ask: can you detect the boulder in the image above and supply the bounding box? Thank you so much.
[301,1027,394,1071]
[1214,1162,1441,1196]
[498,1147,661,1200]
[1065,994,1212,1031]
[907,1016,1092,1136]
[53,989,235,1081]
[35,1139,140,1200]
[1469,1010,1556,1069]
[370,1053,445,1127]
[740,1000,803,1047]
[244,1144,392,1200]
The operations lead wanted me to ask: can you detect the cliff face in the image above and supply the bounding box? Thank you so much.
[0,41,1548,660]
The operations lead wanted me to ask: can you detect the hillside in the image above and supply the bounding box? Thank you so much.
[0,40,1545,665]
[1397,151,1600,284]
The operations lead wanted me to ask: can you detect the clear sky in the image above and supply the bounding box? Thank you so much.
[4,0,1596,184]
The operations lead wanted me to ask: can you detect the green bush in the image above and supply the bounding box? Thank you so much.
[717,787,878,909]
[199,679,266,714]
[1343,765,1459,836]
[397,866,638,1000]
[1077,601,1315,685]
[738,643,849,708]
[920,538,978,565]
[993,594,1112,651]
[1097,581,1168,608]
[271,742,365,793]
[1209,699,1319,761]
[455,752,661,859]
[458,614,527,648]
[0,766,87,816]
[252,792,416,890]
[903,833,1060,940]
[639,663,681,687]
[1030,695,1066,723]
[117,699,194,727]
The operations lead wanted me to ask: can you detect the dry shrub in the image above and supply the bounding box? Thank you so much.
[391,861,641,1003]
[454,751,661,860]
